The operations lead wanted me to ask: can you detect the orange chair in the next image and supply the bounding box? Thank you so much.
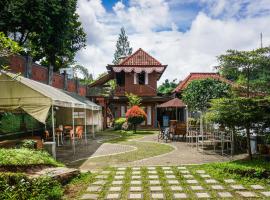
[76,126,83,139]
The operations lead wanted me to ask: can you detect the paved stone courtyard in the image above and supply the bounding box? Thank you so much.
[80,166,270,199]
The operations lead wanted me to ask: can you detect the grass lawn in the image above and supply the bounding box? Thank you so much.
[80,130,174,169]
[0,148,63,167]
[73,158,270,200]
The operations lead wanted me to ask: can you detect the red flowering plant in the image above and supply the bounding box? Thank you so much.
[126,105,147,133]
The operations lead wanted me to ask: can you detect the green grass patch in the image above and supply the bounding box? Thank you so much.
[63,172,96,200]
[202,158,270,179]
[0,148,63,167]
[84,141,173,169]
[80,130,174,169]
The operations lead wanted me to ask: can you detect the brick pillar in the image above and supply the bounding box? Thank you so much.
[25,55,32,78]
[76,77,80,94]
[63,71,68,90]
[48,65,53,85]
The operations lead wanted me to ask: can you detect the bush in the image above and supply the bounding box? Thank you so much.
[0,148,63,167]
[0,172,63,200]
[20,140,37,149]
[114,118,126,130]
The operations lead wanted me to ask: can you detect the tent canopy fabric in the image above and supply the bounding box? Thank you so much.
[157,98,186,108]
[0,71,101,123]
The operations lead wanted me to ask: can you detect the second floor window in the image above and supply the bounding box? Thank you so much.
[116,71,125,86]
[134,72,148,85]
[138,72,145,85]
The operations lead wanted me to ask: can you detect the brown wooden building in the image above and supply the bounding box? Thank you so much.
[87,48,169,129]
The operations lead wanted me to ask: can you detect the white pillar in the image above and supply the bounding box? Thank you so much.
[72,104,75,154]
[92,106,95,139]
[185,106,188,141]
[51,105,55,143]
[84,105,87,144]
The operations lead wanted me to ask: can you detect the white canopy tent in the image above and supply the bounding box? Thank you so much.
[0,71,102,143]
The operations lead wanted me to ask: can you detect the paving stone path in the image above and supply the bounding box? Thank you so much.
[80,166,270,200]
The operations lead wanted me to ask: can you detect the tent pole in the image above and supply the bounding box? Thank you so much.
[92,106,95,139]
[72,105,75,155]
[84,105,87,144]
[186,106,188,142]
[52,105,55,143]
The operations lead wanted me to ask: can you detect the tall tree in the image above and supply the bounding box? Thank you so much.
[182,78,231,112]
[112,27,132,64]
[72,64,93,85]
[0,0,86,71]
[158,79,178,95]
[217,47,270,96]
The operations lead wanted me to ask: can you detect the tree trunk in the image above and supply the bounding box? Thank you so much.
[246,126,252,160]
[134,124,137,134]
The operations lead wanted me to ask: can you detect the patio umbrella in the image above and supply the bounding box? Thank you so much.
[157,98,186,121]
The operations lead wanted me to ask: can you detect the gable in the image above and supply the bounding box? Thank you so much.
[119,48,162,66]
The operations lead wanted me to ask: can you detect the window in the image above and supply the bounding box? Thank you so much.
[134,72,148,85]
[116,71,125,86]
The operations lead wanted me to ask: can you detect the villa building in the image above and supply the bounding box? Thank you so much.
[87,48,169,129]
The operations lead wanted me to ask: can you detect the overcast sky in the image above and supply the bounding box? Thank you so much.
[75,0,270,84]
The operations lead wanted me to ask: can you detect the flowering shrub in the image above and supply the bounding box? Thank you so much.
[126,106,147,133]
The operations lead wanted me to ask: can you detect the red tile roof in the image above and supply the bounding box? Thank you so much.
[173,72,232,93]
[119,48,162,66]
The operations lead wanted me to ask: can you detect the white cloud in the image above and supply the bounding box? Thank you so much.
[75,0,270,84]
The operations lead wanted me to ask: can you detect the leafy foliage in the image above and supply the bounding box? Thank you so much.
[182,78,231,111]
[0,0,86,70]
[114,117,127,130]
[0,32,22,68]
[126,93,142,106]
[0,173,63,200]
[0,113,41,134]
[126,106,147,133]
[206,97,270,159]
[72,64,93,85]
[112,27,132,64]
[218,47,270,95]
[0,148,63,167]
[157,79,178,95]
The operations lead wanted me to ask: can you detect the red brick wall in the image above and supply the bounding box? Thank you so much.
[32,64,48,83]
[67,80,76,93]
[7,55,87,96]
[78,86,86,96]
[52,73,64,89]
[8,55,25,75]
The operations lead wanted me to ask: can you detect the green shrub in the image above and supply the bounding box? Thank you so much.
[114,118,126,130]
[20,140,37,149]
[0,113,21,134]
[0,172,63,200]
[0,148,63,167]
[0,113,41,134]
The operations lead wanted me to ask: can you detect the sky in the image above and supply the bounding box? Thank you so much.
[75,0,270,84]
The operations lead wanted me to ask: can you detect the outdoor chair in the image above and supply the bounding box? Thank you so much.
[171,122,186,141]
[55,125,64,146]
